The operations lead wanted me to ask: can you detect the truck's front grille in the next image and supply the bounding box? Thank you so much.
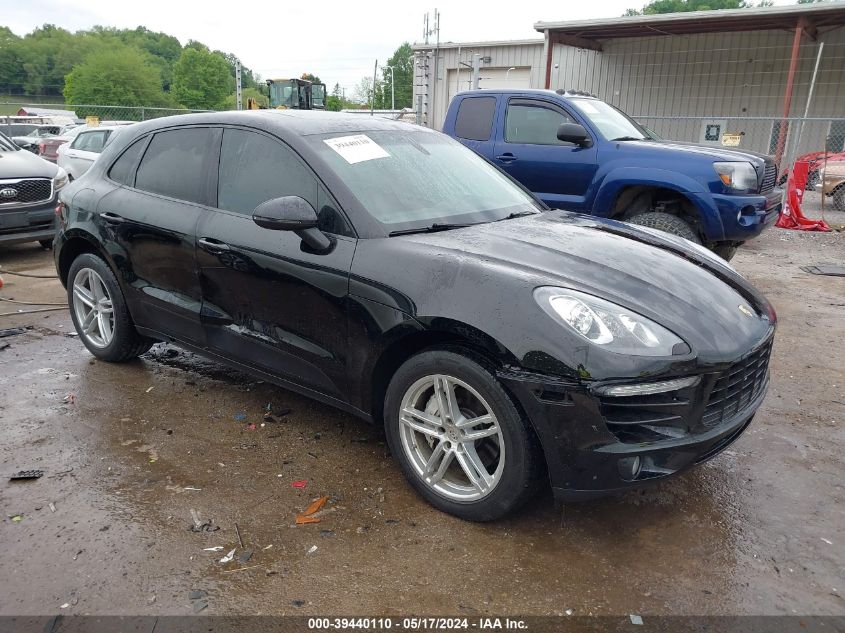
[0,178,53,205]
[760,164,777,194]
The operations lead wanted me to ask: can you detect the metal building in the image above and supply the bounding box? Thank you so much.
[413,3,845,165]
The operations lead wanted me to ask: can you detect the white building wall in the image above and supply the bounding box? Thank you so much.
[413,41,544,130]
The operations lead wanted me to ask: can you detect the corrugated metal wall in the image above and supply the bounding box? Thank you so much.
[413,41,544,129]
[549,27,845,157]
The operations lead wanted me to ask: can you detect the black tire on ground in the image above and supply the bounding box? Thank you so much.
[67,253,154,362]
[711,243,739,261]
[627,211,701,244]
[833,186,845,211]
[384,349,545,521]
[38,239,53,250]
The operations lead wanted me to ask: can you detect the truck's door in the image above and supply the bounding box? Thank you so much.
[446,95,498,159]
[492,97,598,211]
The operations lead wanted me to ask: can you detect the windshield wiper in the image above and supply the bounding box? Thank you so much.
[388,222,475,237]
[496,210,538,221]
[611,136,648,142]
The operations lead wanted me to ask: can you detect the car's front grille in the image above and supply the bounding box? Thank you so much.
[598,337,773,444]
[0,178,53,205]
[760,163,778,194]
[702,339,772,428]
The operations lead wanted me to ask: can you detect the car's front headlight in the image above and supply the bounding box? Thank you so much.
[713,161,758,193]
[53,168,69,192]
[534,287,688,356]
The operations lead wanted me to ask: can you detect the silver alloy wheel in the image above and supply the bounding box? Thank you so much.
[71,267,115,348]
[398,374,505,501]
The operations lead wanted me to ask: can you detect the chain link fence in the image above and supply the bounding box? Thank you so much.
[633,115,845,174]
[1,102,212,126]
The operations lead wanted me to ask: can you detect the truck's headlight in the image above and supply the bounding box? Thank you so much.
[534,287,688,356]
[53,168,69,192]
[714,161,758,192]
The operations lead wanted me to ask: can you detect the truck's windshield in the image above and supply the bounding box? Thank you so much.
[570,98,649,142]
[309,130,541,234]
[270,82,295,108]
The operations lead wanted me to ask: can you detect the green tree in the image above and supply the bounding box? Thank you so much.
[326,83,344,111]
[171,47,231,109]
[301,72,322,84]
[63,44,170,112]
[376,42,413,109]
[222,86,267,109]
[624,0,750,15]
[0,27,23,95]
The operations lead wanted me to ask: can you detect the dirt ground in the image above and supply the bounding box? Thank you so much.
[0,197,842,617]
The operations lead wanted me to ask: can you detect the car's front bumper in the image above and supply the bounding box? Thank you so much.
[497,335,772,500]
[0,198,56,246]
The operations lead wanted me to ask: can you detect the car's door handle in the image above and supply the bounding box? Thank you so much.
[198,237,231,253]
[496,153,517,163]
[99,212,126,224]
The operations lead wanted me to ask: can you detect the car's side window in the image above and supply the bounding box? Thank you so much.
[108,137,148,187]
[454,97,497,142]
[505,103,574,145]
[134,128,214,204]
[217,128,353,237]
[70,132,91,150]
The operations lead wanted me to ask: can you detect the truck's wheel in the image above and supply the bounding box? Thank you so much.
[628,212,701,244]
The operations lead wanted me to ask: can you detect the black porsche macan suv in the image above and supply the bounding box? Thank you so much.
[54,111,775,521]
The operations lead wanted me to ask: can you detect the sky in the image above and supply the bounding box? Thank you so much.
[5,0,797,96]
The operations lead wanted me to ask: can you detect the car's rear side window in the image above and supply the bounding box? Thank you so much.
[454,97,496,141]
[135,128,213,204]
[108,138,147,187]
[72,130,110,153]
[217,128,352,236]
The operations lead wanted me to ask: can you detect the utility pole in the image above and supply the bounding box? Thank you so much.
[371,59,378,116]
[471,54,481,90]
[235,59,243,110]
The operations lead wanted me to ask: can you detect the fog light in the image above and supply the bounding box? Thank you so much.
[737,205,757,227]
[618,456,642,481]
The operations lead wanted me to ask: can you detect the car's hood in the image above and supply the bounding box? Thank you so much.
[0,148,58,178]
[359,211,773,365]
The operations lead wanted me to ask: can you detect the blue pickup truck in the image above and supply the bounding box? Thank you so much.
[442,90,782,260]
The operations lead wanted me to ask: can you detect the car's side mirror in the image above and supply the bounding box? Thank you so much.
[557,123,592,147]
[252,196,331,252]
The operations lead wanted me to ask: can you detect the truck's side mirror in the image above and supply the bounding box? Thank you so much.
[252,196,331,252]
[557,123,592,148]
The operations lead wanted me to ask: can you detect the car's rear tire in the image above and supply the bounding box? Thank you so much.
[628,211,701,244]
[67,253,153,362]
[384,349,544,521]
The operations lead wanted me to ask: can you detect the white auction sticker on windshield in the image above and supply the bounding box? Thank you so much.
[323,134,390,164]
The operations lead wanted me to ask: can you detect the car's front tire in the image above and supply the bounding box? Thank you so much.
[384,349,544,521]
[67,253,153,362]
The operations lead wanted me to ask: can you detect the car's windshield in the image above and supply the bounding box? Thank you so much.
[0,132,18,151]
[308,129,541,233]
[569,98,649,141]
